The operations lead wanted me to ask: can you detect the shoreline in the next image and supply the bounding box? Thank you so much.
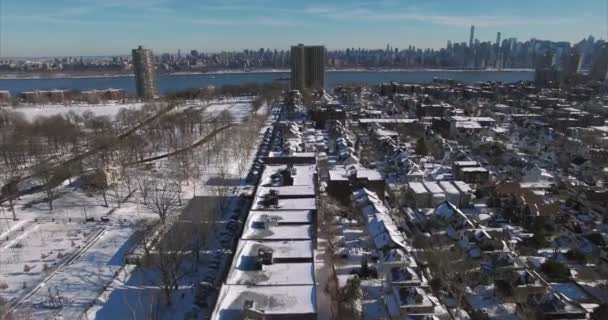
[0,68,534,80]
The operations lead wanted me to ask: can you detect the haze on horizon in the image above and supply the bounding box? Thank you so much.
[1,0,606,57]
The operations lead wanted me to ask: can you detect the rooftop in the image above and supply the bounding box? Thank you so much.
[212,285,316,320]
[226,240,314,286]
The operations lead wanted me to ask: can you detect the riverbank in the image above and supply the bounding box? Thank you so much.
[0,68,534,80]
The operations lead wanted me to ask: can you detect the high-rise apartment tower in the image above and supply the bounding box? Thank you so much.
[590,44,608,81]
[132,46,158,100]
[290,44,326,91]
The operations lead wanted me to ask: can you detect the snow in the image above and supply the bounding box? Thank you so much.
[408,182,429,194]
[12,97,255,123]
[241,215,312,241]
[423,181,445,194]
[13,102,144,121]
[0,99,276,320]
[22,212,144,320]
[0,181,155,320]
[246,210,312,225]
[227,240,315,288]
[465,286,518,320]
[252,198,317,211]
[212,285,316,320]
[257,185,316,197]
[260,164,317,187]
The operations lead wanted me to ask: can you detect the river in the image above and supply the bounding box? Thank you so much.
[0,70,533,95]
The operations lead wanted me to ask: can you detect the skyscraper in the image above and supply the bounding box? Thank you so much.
[496,32,501,47]
[564,50,582,78]
[132,46,158,100]
[590,44,608,81]
[535,52,558,85]
[469,25,475,48]
[290,44,326,91]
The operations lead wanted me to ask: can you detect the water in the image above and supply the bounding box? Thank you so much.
[0,70,533,95]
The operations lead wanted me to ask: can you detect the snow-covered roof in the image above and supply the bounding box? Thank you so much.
[260,164,316,187]
[423,181,444,194]
[226,240,314,286]
[408,182,429,194]
[257,185,316,198]
[439,181,460,195]
[211,285,316,320]
[328,165,383,181]
[352,188,408,251]
[242,211,312,240]
[453,181,473,193]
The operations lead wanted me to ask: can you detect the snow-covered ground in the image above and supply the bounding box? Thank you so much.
[0,100,271,320]
[12,97,256,123]
[0,181,156,320]
[13,102,145,122]
[83,104,273,320]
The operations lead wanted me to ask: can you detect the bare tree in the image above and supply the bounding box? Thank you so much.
[418,235,477,307]
[144,180,181,224]
[190,198,220,266]
[135,175,153,206]
[0,174,20,220]
[32,162,67,211]
[146,229,189,306]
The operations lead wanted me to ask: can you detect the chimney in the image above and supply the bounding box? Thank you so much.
[257,247,274,265]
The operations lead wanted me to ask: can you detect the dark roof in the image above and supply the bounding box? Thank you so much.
[570,157,589,166]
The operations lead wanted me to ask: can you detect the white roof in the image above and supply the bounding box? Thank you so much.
[460,167,488,173]
[454,161,479,167]
[359,118,417,124]
[246,210,312,225]
[453,181,472,193]
[226,240,314,286]
[423,181,444,194]
[260,164,316,187]
[252,197,317,211]
[439,181,460,195]
[328,165,383,182]
[257,185,316,197]
[408,182,429,194]
[242,212,312,241]
[212,285,316,320]
[451,116,496,122]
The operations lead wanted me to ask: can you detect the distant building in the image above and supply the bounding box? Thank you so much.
[290,44,326,91]
[469,25,475,48]
[535,52,559,85]
[590,43,608,81]
[564,50,582,77]
[82,88,128,102]
[18,89,69,104]
[132,46,158,100]
[0,91,11,105]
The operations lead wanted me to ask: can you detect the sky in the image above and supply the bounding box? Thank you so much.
[0,0,606,57]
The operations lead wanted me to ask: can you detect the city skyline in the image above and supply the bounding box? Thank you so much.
[1,0,606,57]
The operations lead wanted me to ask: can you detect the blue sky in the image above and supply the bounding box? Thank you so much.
[1,0,605,57]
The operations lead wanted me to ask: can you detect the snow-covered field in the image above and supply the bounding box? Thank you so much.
[0,221,101,301]
[0,177,156,319]
[13,102,145,122]
[12,97,256,123]
[83,105,272,320]
[0,101,271,320]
